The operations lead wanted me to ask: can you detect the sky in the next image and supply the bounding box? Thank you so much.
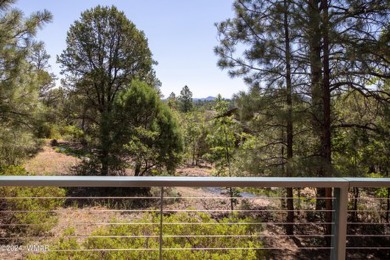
[14,0,246,99]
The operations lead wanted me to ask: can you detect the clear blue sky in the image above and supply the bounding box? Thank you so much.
[14,0,245,98]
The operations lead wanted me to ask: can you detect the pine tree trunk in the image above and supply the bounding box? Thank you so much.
[100,111,111,176]
[387,187,390,223]
[100,149,109,176]
[223,122,234,211]
[308,0,324,212]
[352,187,359,222]
[192,141,196,166]
[284,0,294,236]
[321,0,333,246]
[307,0,333,244]
[387,170,389,223]
[135,162,141,176]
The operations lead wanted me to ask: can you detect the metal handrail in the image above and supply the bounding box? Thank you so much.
[1,176,389,188]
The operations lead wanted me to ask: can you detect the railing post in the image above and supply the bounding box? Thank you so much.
[159,187,164,260]
[331,187,348,260]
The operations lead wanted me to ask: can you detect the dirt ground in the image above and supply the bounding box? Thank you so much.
[23,140,80,175]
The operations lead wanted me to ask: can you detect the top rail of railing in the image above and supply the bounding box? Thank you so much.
[0,176,389,188]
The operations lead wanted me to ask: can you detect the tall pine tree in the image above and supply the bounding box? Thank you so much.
[0,0,52,165]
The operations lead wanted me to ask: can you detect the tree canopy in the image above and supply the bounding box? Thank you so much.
[0,0,52,165]
[215,0,390,177]
[115,80,183,176]
[58,5,159,175]
[215,0,389,237]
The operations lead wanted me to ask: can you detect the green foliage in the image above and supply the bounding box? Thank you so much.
[178,85,193,113]
[54,142,89,158]
[180,111,210,166]
[167,92,178,110]
[215,0,390,180]
[61,125,84,142]
[74,80,183,176]
[27,227,82,260]
[37,124,84,141]
[233,134,272,176]
[193,98,218,111]
[116,80,183,175]
[0,128,41,166]
[0,1,52,166]
[366,172,389,199]
[55,5,173,175]
[0,166,65,237]
[34,86,72,140]
[58,5,157,175]
[35,122,61,139]
[29,211,263,260]
[332,89,390,178]
[205,95,241,176]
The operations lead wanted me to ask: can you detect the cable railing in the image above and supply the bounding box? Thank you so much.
[0,176,389,259]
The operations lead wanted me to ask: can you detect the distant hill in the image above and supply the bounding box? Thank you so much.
[162,96,224,102]
[193,96,216,102]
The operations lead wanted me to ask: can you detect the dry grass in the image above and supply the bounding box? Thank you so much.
[51,206,123,241]
[0,251,23,260]
[23,140,80,175]
[176,165,213,176]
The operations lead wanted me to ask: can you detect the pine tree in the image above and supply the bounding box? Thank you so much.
[0,0,52,165]
[215,0,298,234]
[178,85,193,113]
[167,92,177,109]
[58,6,156,175]
[215,0,390,237]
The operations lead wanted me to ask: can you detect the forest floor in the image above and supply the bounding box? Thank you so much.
[23,140,81,175]
[1,140,342,259]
